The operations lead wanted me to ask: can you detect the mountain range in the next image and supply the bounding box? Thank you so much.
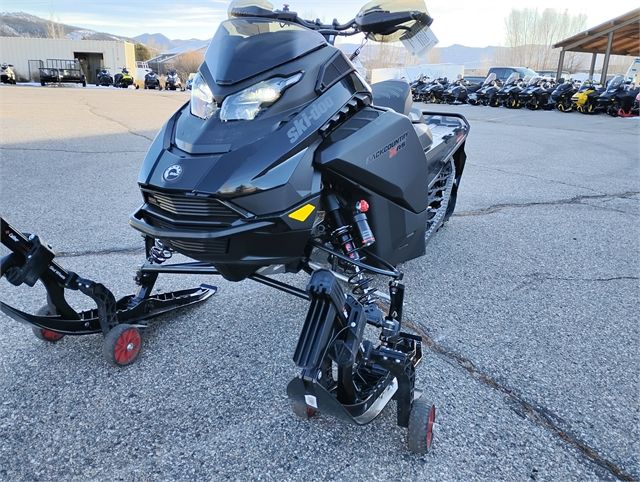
[132,33,209,53]
[0,12,125,41]
[0,12,208,52]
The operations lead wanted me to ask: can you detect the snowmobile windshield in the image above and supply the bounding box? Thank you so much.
[482,73,496,86]
[605,75,624,92]
[203,17,326,85]
[527,76,542,86]
[504,73,519,85]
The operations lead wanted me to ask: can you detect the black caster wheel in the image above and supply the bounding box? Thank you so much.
[291,400,318,419]
[102,324,142,366]
[32,305,64,342]
[407,397,436,454]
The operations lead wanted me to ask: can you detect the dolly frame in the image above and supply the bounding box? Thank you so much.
[0,217,215,341]
[1,216,435,452]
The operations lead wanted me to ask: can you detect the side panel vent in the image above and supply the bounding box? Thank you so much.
[315,51,355,94]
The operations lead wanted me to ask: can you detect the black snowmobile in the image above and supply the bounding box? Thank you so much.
[518,76,554,110]
[165,69,183,91]
[597,75,639,117]
[468,73,501,106]
[494,72,521,107]
[410,75,429,101]
[442,76,479,104]
[548,78,579,112]
[1,0,469,454]
[96,68,113,87]
[144,71,162,90]
[421,77,448,103]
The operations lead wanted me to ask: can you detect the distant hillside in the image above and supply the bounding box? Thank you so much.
[133,33,209,54]
[437,44,503,69]
[339,42,502,72]
[0,12,125,41]
[133,33,174,51]
[0,13,209,55]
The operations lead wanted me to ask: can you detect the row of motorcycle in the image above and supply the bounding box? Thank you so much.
[411,73,640,117]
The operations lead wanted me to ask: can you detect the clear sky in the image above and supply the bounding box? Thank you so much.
[3,0,639,47]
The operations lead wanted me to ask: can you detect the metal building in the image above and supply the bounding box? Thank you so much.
[0,37,137,84]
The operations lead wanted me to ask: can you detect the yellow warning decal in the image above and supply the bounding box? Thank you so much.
[288,204,316,222]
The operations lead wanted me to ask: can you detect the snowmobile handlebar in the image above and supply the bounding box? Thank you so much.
[293,10,431,37]
[231,5,429,38]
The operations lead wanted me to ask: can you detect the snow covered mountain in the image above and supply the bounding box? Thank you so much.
[0,12,124,41]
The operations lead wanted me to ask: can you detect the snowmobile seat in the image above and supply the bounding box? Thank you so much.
[371,80,412,117]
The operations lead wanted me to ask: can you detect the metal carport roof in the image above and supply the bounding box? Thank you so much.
[552,8,640,83]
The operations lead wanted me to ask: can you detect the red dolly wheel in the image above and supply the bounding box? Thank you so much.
[291,399,318,419]
[32,305,65,343]
[407,397,436,454]
[102,324,142,366]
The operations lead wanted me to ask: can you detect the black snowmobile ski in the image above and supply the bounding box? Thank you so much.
[0,217,215,364]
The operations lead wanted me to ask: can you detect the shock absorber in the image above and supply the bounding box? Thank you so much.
[325,194,378,306]
[353,200,375,248]
[326,194,358,260]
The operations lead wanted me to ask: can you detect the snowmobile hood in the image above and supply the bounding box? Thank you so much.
[203,17,326,86]
[138,80,355,197]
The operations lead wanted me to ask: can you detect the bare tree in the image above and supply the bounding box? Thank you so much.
[427,48,441,64]
[170,51,205,78]
[503,8,587,71]
[46,16,65,39]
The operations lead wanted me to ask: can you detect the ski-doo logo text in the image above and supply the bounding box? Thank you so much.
[366,132,409,164]
[287,97,335,144]
[163,164,183,182]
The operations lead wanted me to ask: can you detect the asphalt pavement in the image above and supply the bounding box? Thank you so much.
[0,85,638,481]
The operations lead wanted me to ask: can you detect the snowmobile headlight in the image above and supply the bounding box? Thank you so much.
[220,73,303,122]
[190,72,217,120]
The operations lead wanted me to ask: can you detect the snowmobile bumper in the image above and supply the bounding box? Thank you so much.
[129,192,319,277]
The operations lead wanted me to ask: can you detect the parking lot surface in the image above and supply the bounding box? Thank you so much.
[1,86,638,481]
